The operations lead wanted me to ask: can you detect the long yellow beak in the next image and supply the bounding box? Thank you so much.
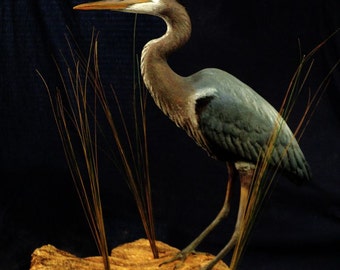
[73,0,150,10]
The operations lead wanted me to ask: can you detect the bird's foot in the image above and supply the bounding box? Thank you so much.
[199,260,218,270]
[199,265,211,270]
[159,248,202,268]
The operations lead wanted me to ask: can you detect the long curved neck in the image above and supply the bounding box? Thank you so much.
[140,3,192,125]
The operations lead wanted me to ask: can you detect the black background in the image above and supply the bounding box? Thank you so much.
[1,1,339,269]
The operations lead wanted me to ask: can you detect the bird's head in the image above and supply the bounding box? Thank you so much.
[73,0,169,15]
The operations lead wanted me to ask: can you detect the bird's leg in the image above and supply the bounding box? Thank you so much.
[160,163,235,266]
[201,161,254,270]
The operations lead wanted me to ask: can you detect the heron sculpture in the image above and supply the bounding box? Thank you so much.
[74,0,311,269]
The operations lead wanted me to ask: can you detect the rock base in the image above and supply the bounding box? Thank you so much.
[30,239,229,269]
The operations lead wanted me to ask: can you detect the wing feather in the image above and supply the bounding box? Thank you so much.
[189,68,311,182]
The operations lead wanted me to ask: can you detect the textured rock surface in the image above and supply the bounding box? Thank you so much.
[30,239,229,270]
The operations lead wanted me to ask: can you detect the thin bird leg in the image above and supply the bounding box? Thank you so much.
[160,163,235,266]
[201,162,254,270]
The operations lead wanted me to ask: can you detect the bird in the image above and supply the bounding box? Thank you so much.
[73,0,311,269]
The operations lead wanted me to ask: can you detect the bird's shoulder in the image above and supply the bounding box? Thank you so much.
[187,68,249,97]
[186,68,278,128]
[187,68,281,159]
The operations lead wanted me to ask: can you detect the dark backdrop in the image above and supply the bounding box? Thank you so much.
[1,1,339,269]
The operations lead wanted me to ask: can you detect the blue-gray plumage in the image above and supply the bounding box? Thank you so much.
[189,68,311,183]
[74,0,311,269]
